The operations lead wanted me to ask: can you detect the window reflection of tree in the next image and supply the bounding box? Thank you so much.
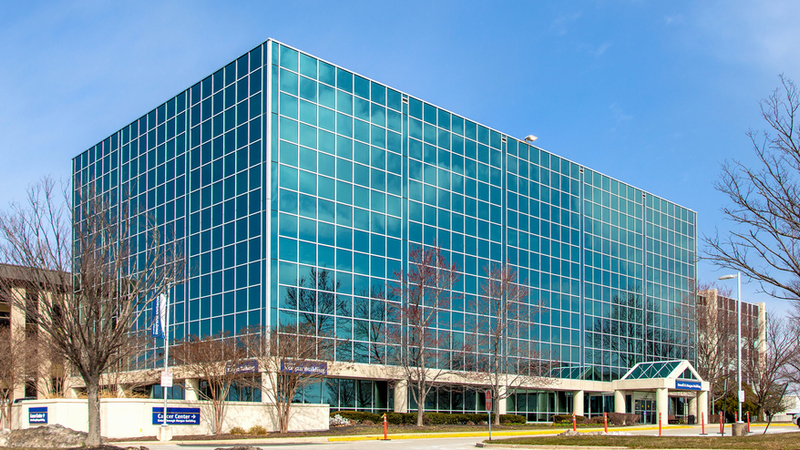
[586,289,644,380]
[586,287,687,380]
[339,378,356,408]
[228,377,261,402]
[353,284,397,364]
[284,268,342,335]
[357,380,372,410]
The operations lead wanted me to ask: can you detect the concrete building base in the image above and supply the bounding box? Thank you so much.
[157,426,173,441]
[732,423,748,436]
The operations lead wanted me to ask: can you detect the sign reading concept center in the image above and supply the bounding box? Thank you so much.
[675,380,702,391]
[152,407,201,425]
[29,407,48,424]
[280,360,327,375]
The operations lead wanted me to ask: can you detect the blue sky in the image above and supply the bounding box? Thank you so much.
[1,0,798,312]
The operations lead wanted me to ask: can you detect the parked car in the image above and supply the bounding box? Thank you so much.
[793,413,800,428]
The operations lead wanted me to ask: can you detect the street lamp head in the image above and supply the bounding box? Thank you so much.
[718,274,738,280]
[524,135,538,142]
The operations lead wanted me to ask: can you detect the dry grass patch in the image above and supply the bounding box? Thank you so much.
[490,432,800,450]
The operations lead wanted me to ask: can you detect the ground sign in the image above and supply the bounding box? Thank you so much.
[29,407,47,424]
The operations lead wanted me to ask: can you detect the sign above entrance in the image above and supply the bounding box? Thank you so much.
[675,379,702,390]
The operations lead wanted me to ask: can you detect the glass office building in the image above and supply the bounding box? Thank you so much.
[72,39,697,417]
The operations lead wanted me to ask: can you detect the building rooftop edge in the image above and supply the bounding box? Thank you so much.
[73,37,697,215]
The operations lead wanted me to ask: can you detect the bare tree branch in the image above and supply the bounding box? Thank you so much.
[386,244,463,426]
[242,324,334,434]
[472,262,555,425]
[0,177,182,444]
[743,312,797,421]
[171,331,253,435]
[704,76,800,301]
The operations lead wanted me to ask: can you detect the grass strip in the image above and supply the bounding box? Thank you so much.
[488,431,800,450]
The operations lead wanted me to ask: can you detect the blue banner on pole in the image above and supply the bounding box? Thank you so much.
[151,293,167,339]
[29,407,48,424]
[152,407,200,425]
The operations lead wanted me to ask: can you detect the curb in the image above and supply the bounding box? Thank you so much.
[112,423,795,445]
[477,446,752,450]
[326,425,684,442]
[476,445,629,449]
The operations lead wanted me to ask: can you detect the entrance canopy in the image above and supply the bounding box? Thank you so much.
[617,359,706,392]
[610,360,709,423]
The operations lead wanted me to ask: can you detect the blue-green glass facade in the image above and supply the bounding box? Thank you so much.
[72,40,697,409]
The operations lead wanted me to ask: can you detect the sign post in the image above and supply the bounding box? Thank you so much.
[161,292,170,432]
[485,390,492,441]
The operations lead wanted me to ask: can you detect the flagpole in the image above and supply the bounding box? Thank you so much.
[162,290,170,428]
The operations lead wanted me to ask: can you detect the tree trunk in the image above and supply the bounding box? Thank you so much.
[416,382,425,427]
[279,401,289,433]
[2,402,9,429]
[86,378,101,446]
[213,401,224,435]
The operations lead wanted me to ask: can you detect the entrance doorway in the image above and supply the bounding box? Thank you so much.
[634,398,655,424]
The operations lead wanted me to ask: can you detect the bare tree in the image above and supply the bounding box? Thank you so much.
[0,324,39,428]
[0,177,180,445]
[687,285,739,412]
[246,324,333,434]
[171,331,253,435]
[783,305,800,387]
[387,244,461,426]
[102,334,159,398]
[474,262,552,425]
[744,313,797,421]
[705,76,800,302]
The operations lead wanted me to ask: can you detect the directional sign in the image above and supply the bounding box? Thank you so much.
[152,407,200,425]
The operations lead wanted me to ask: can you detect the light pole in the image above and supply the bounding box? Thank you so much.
[718,272,743,423]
